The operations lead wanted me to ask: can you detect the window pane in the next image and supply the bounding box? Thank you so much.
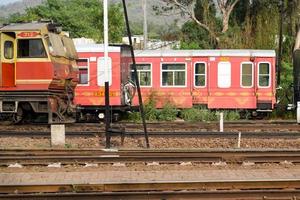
[174,71,185,85]
[4,41,13,59]
[195,75,205,86]
[130,64,151,86]
[18,39,46,58]
[242,64,252,74]
[79,69,88,84]
[259,75,269,87]
[131,71,136,84]
[140,71,151,86]
[241,63,253,87]
[259,63,270,74]
[195,63,205,74]
[131,64,151,70]
[162,72,173,86]
[162,63,185,70]
[242,75,252,86]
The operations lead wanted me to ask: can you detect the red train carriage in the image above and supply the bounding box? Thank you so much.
[74,44,133,121]
[134,50,276,112]
[75,44,276,117]
[0,22,78,123]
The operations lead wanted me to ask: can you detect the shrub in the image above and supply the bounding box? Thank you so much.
[157,102,178,121]
[222,110,240,121]
[180,107,217,122]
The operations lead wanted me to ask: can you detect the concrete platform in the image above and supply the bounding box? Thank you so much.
[0,168,299,185]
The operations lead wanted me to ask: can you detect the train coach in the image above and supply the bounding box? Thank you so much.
[75,43,276,118]
[74,44,134,121]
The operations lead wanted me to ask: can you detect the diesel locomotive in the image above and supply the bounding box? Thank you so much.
[0,22,78,123]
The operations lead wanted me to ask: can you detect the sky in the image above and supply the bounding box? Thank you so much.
[0,0,21,6]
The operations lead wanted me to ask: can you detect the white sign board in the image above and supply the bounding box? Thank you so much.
[97,57,112,86]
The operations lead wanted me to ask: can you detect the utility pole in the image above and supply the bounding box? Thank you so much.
[143,0,147,49]
[103,0,111,148]
[277,0,284,86]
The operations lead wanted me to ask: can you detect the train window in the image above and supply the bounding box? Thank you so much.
[130,64,151,86]
[48,33,66,57]
[258,62,270,87]
[218,62,231,88]
[4,41,13,59]
[17,39,47,58]
[161,63,186,87]
[77,58,89,85]
[194,63,206,87]
[241,62,253,87]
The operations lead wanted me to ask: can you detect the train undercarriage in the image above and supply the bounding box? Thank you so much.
[0,90,76,124]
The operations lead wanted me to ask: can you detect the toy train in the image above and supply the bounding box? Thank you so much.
[0,22,280,123]
[75,43,276,121]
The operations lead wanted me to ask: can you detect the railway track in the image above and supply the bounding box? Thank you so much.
[0,120,300,134]
[1,148,300,166]
[1,130,300,139]
[0,179,300,199]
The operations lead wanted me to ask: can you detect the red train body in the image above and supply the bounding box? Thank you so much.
[0,22,78,123]
[74,44,276,116]
[74,44,132,121]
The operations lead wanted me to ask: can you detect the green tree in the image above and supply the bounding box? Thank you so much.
[7,0,124,42]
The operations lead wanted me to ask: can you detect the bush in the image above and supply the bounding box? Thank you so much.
[127,111,141,122]
[157,102,178,121]
[221,110,240,121]
[127,92,159,122]
[180,107,217,122]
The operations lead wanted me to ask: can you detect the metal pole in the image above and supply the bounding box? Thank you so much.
[105,82,110,148]
[277,0,284,86]
[122,0,150,148]
[103,0,110,148]
[143,0,148,49]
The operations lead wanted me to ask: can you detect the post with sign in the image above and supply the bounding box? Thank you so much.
[103,0,111,148]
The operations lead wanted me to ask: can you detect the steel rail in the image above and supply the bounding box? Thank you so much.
[1,130,300,138]
[0,149,299,165]
[1,190,300,199]
[0,179,300,196]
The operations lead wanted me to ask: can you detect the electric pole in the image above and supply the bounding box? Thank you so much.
[143,0,148,49]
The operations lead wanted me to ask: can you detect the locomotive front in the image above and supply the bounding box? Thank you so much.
[0,22,78,123]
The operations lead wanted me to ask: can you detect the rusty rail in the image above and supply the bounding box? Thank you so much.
[0,149,300,166]
[0,180,300,199]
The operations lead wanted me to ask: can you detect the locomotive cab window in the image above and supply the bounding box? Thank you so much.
[218,62,231,88]
[4,41,14,59]
[76,58,89,85]
[241,62,253,88]
[161,63,186,87]
[258,62,270,87]
[130,64,152,86]
[18,39,47,58]
[194,62,206,87]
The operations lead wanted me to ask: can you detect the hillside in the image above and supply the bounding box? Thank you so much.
[0,0,186,27]
[0,0,43,18]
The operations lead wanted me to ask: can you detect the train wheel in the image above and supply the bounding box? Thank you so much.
[12,107,23,124]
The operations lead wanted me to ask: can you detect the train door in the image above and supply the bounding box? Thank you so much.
[240,61,257,109]
[0,32,16,87]
[192,58,209,105]
[255,60,273,111]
